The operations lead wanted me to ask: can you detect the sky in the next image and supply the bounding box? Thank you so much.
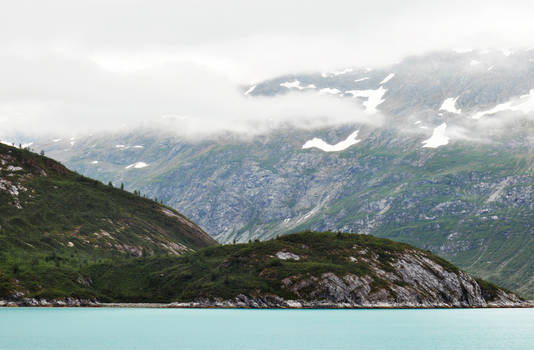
[1,0,534,137]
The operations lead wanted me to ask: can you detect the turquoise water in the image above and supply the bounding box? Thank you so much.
[0,308,533,350]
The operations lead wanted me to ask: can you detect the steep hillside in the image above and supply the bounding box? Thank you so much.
[0,143,216,299]
[76,232,524,307]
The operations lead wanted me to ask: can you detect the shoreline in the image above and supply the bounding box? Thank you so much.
[1,299,532,309]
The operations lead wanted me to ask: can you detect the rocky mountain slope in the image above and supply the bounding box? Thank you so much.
[0,143,216,299]
[18,49,534,298]
[42,232,525,307]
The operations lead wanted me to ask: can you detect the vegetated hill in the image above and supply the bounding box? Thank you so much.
[85,232,523,307]
[0,143,216,299]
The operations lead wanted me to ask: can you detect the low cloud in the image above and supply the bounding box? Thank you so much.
[2,0,534,138]
[0,51,381,139]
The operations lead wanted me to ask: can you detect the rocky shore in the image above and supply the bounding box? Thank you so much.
[1,293,531,309]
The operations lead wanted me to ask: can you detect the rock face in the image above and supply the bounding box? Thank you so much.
[271,252,522,308]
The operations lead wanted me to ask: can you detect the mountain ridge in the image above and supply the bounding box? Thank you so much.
[12,49,534,298]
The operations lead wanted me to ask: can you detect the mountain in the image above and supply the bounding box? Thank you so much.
[11,231,524,307]
[0,143,216,300]
[20,49,534,299]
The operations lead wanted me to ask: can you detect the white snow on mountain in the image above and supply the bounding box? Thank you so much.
[52,139,61,143]
[244,85,256,95]
[319,88,341,95]
[115,144,126,148]
[470,60,481,66]
[133,145,144,149]
[379,73,395,84]
[472,89,534,119]
[91,160,99,164]
[321,68,353,77]
[125,162,149,169]
[354,77,370,82]
[471,89,534,119]
[302,130,361,152]
[439,97,461,114]
[280,80,316,90]
[346,87,387,113]
[422,123,449,148]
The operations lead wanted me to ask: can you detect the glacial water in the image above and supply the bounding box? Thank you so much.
[0,308,533,350]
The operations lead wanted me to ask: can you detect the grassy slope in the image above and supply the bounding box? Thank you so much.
[84,231,505,303]
[0,143,216,299]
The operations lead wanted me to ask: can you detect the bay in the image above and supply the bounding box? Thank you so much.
[1,308,533,350]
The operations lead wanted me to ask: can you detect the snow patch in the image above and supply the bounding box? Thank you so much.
[52,139,61,143]
[414,120,421,125]
[280,80,316,90]
[354,77,369,82]
[244,85,256,95]
[346,87,387,113]
[379,73,395,84]
[472,89,534,119]
[422,123,450,148]
[302,130,360,152]
[91,161,99,164]
[319,88,341,95]
[439,97,461,114]
[133,145,144,149]
[321,68,353,77]
[115,144,126,148]
[125,162,149,169]
[470,60,481,66]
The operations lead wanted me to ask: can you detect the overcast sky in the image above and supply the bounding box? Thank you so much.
[1,0,534,137]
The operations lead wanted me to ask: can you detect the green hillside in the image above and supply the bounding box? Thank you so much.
[0,143,216,299]
[81,232,522,306]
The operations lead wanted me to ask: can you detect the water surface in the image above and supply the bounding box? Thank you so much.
[0,308,533,350]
